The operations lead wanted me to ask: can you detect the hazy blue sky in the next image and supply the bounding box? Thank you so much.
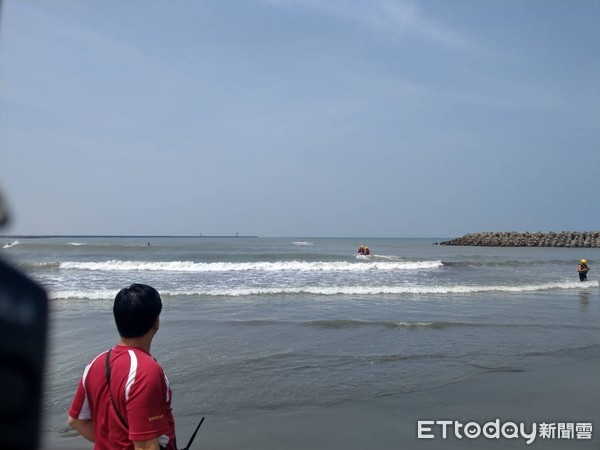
[1,1,599,237]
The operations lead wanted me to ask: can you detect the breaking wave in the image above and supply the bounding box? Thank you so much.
[58,259,444,272]
[48,280,598,300]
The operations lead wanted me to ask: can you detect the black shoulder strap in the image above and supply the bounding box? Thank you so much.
[105,348,180,450]
[105,349,129,429]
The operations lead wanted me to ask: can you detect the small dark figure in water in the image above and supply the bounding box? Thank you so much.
[578,259,590,281]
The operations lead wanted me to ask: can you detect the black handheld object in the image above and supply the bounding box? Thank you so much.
[0,257,49,450]
[180,416,205,450]
[107,348,205,450]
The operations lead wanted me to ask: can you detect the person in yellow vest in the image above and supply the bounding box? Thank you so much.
[578,259,590,281]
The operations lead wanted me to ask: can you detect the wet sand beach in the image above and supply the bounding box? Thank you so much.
[43,349,600,449]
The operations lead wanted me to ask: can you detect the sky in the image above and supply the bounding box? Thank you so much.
[1,1,599,238]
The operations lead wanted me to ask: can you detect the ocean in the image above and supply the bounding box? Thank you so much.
[2,236,600,449]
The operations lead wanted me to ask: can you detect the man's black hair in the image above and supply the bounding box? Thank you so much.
[113,284,162,338]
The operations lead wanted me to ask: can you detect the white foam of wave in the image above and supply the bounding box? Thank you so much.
[48,280,599,300]
[293,241,313,246]
[191,280,598,296]
[68,242,146,248]
[2,240,19,249]
[50,289,117,300]
[59,260,444,272]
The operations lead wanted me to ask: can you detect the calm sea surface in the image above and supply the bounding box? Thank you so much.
[2,236,599,449]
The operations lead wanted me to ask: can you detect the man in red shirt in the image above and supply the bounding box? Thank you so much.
[68,284,176,450]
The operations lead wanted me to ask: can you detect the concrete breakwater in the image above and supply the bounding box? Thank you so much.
[438,231,600,248]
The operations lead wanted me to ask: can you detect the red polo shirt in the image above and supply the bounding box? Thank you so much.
[69,345,176,450]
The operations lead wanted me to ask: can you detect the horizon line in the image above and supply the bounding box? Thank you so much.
[0,234,450,239]
[0,234,260,239]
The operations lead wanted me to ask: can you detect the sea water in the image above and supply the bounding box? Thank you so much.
[2,237,600,449]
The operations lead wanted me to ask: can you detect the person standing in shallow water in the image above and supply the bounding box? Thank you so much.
[68,284,176,450]
[578,259,590,281]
